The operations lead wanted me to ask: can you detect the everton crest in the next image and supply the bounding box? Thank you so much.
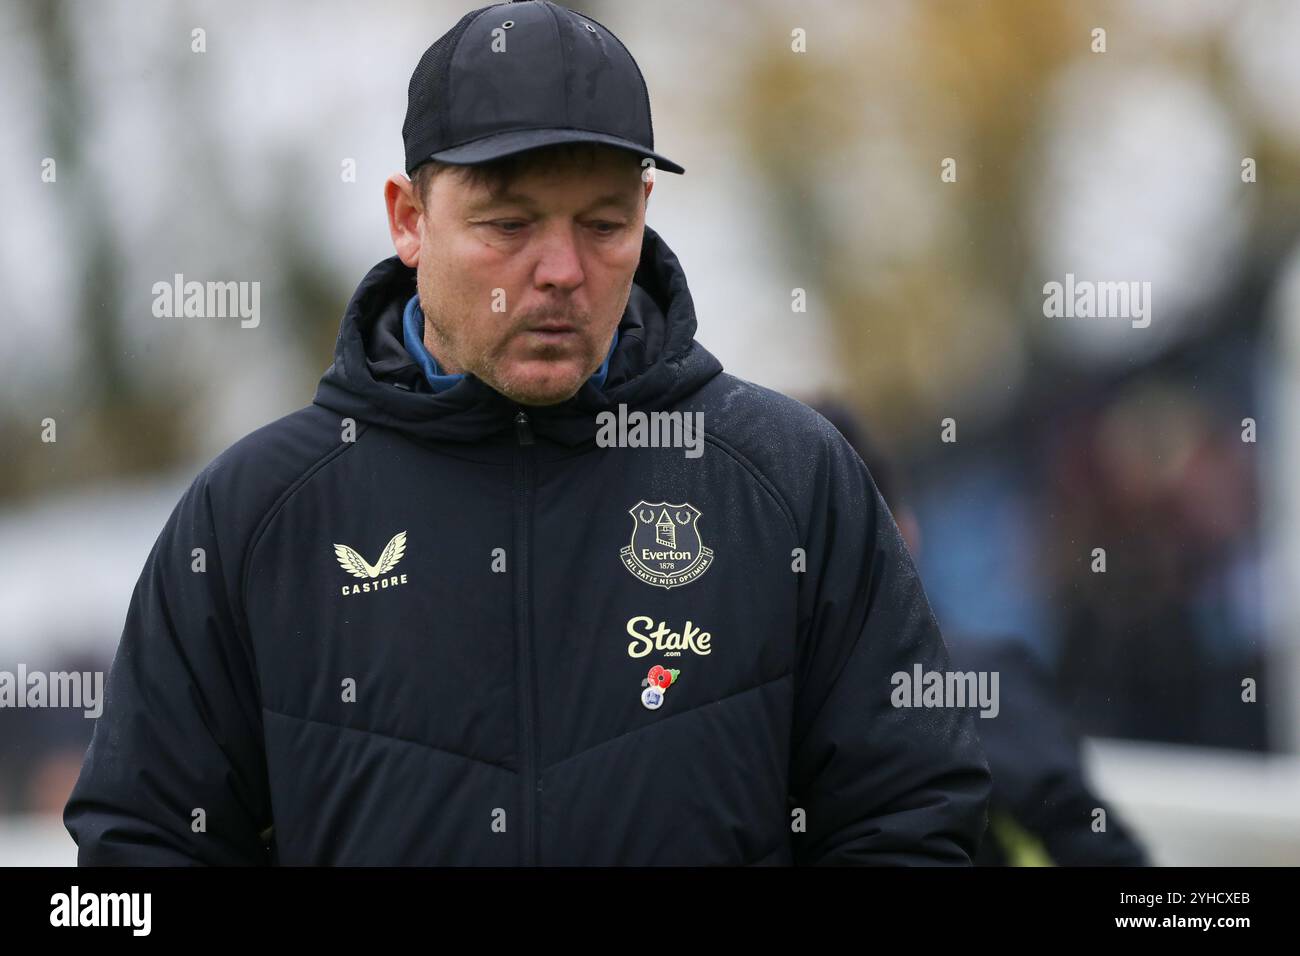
[620,501,714,589]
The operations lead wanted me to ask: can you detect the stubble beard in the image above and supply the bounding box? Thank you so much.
[422,303,601,407]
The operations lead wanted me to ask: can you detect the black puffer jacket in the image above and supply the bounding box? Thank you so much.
[64,225,991,865]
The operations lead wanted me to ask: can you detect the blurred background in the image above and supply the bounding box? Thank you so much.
[2,0,1299,864]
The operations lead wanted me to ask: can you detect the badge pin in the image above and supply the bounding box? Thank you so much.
[640,665,680,709]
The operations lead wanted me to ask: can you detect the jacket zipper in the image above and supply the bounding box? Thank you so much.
[512,409,539,865]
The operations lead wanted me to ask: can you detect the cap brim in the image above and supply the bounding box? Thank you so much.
[426,127,685,175]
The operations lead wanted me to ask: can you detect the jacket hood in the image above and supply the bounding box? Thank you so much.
[313,225,724,447]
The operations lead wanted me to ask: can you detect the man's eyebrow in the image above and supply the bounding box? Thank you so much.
[465,191,639,214]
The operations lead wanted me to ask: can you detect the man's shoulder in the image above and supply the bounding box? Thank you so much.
[695,372,841,439]
[689,372,871,520]
[189,402,357,522]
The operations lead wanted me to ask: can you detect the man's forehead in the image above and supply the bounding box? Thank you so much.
[461,183,642,213]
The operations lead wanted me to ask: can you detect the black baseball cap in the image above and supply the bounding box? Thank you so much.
[402,0,685,177]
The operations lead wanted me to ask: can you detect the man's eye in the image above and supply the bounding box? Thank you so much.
[492,221,527,235]
[590,221,623,236]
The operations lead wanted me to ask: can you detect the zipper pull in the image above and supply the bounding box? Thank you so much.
[514,410,535,446]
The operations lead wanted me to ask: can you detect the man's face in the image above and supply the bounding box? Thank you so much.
[386,148,653,406]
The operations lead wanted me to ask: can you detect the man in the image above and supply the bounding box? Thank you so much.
[64,0,990,865]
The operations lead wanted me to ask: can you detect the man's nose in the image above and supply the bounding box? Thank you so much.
[532,224,585,293]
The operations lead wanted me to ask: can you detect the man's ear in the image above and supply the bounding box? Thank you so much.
[385,173,423,268]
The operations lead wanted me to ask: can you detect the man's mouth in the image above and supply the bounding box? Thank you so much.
[524,322,577,342]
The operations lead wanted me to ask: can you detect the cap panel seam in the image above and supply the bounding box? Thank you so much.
[541,0,570,128]
[445,5,504,158]
[579,9,654,147]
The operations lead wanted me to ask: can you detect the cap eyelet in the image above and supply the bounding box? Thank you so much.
[583,23,596,33]
[501,19,514,29]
